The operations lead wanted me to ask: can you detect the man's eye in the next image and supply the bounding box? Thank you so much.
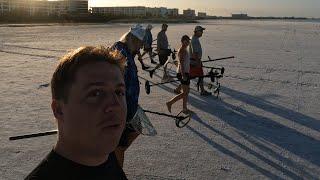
[115,90,125,96]
[88,89,105,98]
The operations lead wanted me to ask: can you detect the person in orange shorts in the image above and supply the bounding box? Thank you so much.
[190,26,211,96]
[175,26,211,96]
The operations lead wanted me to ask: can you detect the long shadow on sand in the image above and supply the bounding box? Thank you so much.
[151,82,319,178]
[222,86,320,132]
[188,114,316,179]
[186,123,287,179]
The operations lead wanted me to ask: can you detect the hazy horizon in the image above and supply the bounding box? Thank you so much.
[89,0,320,18]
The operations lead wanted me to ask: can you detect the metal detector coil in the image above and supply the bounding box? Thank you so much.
[175,111,191,128]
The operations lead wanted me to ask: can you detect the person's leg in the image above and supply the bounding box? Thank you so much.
[199,77,204,91]
[148,50,156,64]
[149,55,164,78]
[174,84,182,94]
[161,56,170,81]
[115,131,139,168]
[166,92,184,113]
[199,77,211,96]
[196,77,201,91]
[166,79,184,113]
[182,84,190,112]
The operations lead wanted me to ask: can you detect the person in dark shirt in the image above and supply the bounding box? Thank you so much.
[138,24,156,65]
[25,46,128,180]
[149,23,172,81]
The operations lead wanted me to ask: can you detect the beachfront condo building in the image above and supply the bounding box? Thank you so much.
[167,8,179,17]
[0,0,88,16]
[232,13,249,19]
[183,8,196,17]
[198,12,207,17]
[92,6,146,17]
[91,6,179,18]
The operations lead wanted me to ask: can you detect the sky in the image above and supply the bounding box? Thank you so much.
[89,0,320,18]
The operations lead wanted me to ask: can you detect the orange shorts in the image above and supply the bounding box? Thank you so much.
[189,66,204,78]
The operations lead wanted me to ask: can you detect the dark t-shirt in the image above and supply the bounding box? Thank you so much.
[25,150,127,180]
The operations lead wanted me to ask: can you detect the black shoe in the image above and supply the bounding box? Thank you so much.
[149,70,154,78]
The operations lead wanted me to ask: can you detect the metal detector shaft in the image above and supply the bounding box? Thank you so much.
[203,66,223,70]
[202,56,235,63]
[9,109,189,141]
[9,130,58,141]
[150,79,179,86]
[144,109,189,120]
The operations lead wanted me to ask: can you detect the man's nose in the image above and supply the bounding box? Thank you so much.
[104,93,121,113]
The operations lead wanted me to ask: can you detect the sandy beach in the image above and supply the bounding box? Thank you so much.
[0,20,319,179]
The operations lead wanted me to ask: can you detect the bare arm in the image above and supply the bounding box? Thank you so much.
[179,49,187,77]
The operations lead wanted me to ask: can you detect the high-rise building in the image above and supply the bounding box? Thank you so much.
[167,8,179,17]
[92,6,146,17]
[231,13,249,19]
[183,8,195,17]
[0,0,9,14]
[198,12,206,17]
[92,6,179,18]
[0,0,88,16]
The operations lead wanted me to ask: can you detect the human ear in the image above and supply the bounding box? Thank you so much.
[51,99,64,121]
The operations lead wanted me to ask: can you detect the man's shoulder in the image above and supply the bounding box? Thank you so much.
[178,47,187,54]
[25,151,60,180]
[191,36,199,43]
[25,151,128,180]
[157,31,165,36]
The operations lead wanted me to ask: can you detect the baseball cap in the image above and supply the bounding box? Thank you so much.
[194,26,206,32]
[130,24,146,41]
[146,24,153,30]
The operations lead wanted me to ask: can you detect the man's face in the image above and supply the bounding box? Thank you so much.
[195,30,203,37]
[57,61,126,156]
[129,35,144,55]
[162,26,168,32]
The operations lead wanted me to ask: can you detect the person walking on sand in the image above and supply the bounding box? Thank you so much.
[188,25,211,96]
[166,35,192,114]
[111,24,146,168]
[138,24,157,65]
[149,23,172,81]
